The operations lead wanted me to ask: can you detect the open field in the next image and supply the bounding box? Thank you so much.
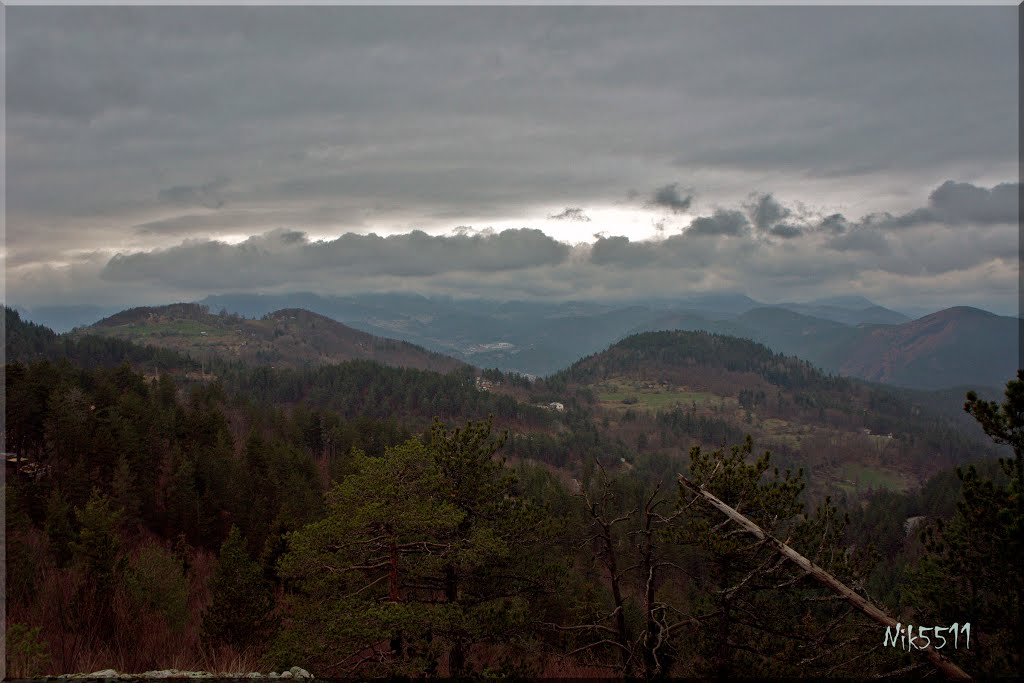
[836,462,909,493]
[595,378,732,412]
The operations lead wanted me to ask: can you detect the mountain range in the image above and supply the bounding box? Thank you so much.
[14,292,1019,391]
[5,304,1008,495]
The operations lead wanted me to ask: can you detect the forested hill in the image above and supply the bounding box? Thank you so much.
[83,303,467,374]
[5,307,599,472]
[555,329,835,390]
[540,329,1001,491]
[5,306,193,371]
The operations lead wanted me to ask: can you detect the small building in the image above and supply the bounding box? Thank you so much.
[548,402,565,412]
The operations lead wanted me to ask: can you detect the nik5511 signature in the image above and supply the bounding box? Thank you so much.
[883,622,970,651]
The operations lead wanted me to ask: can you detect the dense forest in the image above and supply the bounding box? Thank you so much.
[4,309,1021,678]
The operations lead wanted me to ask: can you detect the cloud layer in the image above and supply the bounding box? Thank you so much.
[5,7,1018,315]
[9,180,1016,316]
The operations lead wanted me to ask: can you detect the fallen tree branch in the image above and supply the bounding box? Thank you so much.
[678,474,971,681]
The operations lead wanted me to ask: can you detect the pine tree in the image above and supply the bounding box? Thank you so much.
[70,488,122,586]
[201,525,277,651]
[69,488,124,642]
[274,421,563,677]
[274,440,461,676]
[674,436,887,677]
[906,370,1023,676]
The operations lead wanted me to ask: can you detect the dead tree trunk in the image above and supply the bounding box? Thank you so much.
[678,474,971,680]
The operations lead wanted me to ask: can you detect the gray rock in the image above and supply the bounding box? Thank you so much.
[88,671,119,679]
[289,667,312,680]
[269,673,279,679]
[280,673,293,680]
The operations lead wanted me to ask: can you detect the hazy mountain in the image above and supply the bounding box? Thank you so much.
[636,306,1016,392]
[834,306,1020,390]
[773,302,910,326]
[13,304,123,333]
[200,293,670,375]
[656,292,763,317]
[195,292,1016,390]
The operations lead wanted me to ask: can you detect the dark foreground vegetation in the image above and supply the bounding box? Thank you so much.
[4,309,1021,678]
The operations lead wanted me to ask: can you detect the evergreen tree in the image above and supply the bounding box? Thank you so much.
[69,488,124,643]
[70,488,122,587]
[905,370,1023,676]
[426,417,562,677]
[674,436,887,677]
[201,525,277,651]
[274,440,462,676]
[275,421,563,677]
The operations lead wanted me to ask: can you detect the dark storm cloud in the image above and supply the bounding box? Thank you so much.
[768,224,803,239]
[818,214,849,235]
[824,228,890,254]
[100,228,570,289]
[687,210,750,237]
[649,184,694,214]
[925,180,1018,225]
[590,235,656,267]
[855,180,1020,230]
[158,178,230,209]
[748,194,791,232]
[859,209,933,230]
[549,207,591,222]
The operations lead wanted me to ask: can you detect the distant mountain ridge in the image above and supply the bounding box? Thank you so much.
[195,293,1015,390]
[13,304,123,333]
[18,293,1016,391]
[774,302,910,326]
[835,306,1019,389]
[633,305,1017,392]
[83,303,467,374]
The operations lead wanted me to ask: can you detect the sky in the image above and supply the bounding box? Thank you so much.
[4,6,1020,316]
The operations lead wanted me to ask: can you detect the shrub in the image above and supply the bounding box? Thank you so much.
[6,623,50,677]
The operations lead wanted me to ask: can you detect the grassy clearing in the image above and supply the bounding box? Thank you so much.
[838,462,907,492]
[96,320,226,338]
[595,379,727,412]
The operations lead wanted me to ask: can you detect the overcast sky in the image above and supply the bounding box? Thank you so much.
[5,6,1019,315]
